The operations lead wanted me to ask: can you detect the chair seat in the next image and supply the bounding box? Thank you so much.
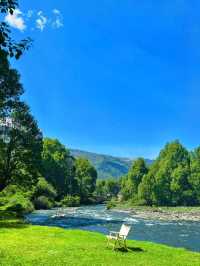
[106,235,118,240]
[106,235,125,240]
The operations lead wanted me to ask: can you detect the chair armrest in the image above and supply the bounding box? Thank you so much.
[119,234,126,240]
[110,231,119,234]
[109,231,119,236]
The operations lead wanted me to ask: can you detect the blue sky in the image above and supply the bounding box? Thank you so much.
[6,0,200,159]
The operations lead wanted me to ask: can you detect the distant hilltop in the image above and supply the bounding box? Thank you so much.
[70,149,154,179]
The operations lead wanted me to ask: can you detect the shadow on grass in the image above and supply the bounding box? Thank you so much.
[115,246,145,253]
[0,218,28,229]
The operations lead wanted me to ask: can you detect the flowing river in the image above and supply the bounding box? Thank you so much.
[26,204,200,252]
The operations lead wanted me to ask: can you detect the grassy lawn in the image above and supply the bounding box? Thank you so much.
[0,219,199,266]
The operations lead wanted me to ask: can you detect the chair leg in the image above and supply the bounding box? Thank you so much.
[113,239,118,250]
[124,239,127,250]
[113,240,116,250]
[107,238,111,248]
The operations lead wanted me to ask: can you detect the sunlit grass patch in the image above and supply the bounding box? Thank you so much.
[0,220,199,266]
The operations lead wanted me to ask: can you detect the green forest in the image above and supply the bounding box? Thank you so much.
[95,141,200,207]
[119,141,200,206]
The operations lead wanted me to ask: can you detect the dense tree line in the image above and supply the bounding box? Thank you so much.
[94,178,120,200]
[120,141,200,206]
[41,138,97,205]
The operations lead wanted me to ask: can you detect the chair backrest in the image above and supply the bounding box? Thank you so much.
[119,224,131,238]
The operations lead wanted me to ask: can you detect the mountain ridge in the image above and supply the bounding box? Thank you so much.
[70,149,154,179]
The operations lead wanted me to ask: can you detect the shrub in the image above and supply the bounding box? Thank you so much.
[61,195,80,207]
[0,185,23,197]
[0,185,34,216]
[4,194,34,216]
[32,178,57,210]
[106,200,116,210]
[0,197,7,207]
[135,198,148,206]
[54,201,62,208]
[34,196,53,210]
[34,177,57,199]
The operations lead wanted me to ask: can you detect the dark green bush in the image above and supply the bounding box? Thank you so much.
[34,177,57,199]
[135,198,148,206]
[61,195,80,207]
[0,197,7,207]
[0,185,23,197]
[3,194,34,216]
[0,185,34,216]
[34,196,53,210]
[106,200,116,210]
[32,178,57,210]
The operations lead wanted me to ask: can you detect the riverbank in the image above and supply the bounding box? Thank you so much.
[114,203,200,222]
[0,219,199,266]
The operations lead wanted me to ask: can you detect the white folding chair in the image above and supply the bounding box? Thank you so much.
[106,224,131,250]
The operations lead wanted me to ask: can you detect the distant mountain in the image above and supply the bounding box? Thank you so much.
[70,149,154,179]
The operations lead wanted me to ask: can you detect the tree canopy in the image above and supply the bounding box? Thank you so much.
[0,1,31,60]
[121,158,148,201]
[121,141,200,206]
[41,138,75,198]
[75,157,97,202]
[0,54,42,192]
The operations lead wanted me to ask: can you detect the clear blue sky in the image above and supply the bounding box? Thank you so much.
[8,0,200,159]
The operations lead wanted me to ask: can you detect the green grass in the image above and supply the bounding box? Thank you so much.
[0,219,199,266]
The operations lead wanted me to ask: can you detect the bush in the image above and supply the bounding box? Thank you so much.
[0,197,7,207]
[0,185,34,216]
[135,198,148,206]
[106,200,116,210]
[34,196,53,210]
[32,178,57,210]
[61,195,80,207]
[3,194,34,216]
[34,177,57,199]
[54,201,62,208]
[0,185,23,197]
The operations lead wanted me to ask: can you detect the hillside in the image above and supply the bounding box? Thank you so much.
[70,149,153,179]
